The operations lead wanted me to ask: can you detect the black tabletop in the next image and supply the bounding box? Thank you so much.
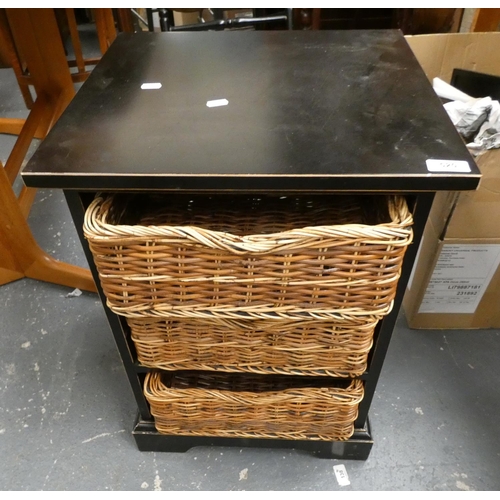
[22,30,480,192]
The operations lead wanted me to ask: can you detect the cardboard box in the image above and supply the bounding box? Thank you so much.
[404,218,500,328]
[403,32,500,329]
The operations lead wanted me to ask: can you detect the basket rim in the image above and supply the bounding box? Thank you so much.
[144,372,365,404]
[83,194,413,255]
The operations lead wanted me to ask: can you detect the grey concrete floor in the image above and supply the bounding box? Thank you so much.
[2,24,500,492]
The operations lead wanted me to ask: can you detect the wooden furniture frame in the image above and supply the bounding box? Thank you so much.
[0,9,95,292]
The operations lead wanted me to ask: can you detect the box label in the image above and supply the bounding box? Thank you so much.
[426,159,471,173]
[419,244,500,314]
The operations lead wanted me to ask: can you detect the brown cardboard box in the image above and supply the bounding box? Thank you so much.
[404,218,500,328]
[403,32,500,329]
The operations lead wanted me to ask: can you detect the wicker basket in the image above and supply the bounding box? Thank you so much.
[144,371,364,441]
[129,315,377,377]
[84,193,413,319]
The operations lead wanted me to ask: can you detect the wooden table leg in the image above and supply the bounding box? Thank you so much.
[1,94,56,217]
[0,118,46,140]
[0,159,97,292]
[0,237,24,286]
[2,94,52,184]
[0,9,96,293]
[0,9,34,109]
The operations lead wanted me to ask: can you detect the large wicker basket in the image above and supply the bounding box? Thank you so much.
[129,315,378,377]
[84,193,413,319]
[144,371,364,441]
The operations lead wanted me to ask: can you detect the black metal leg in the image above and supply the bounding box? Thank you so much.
[157,8,174,32]
[212,8,224,21]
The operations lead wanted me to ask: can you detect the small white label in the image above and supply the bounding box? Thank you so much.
[419,244,500,314]
[206,99,229,108]
[426,159,471,173]
[333,464,350,486]
[141,83,162,90]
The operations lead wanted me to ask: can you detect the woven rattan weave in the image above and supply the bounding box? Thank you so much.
[129,316,377,377]
[83,194,413,319]
[144,371,364,441]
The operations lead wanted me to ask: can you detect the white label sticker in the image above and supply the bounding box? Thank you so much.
[206,99,229,108]
[419,244,500,314]
[426,159,471,173]
[141,83,162,90]
[333,464,350,486]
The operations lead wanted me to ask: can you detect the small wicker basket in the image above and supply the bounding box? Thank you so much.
[129,315,377,377]
[84,193,413,319]
[144,371,364,441]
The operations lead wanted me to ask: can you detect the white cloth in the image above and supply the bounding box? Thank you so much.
[433,77,500,156]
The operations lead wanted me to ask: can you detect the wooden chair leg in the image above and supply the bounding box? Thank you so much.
[94,8,117,54]
[65,7,97,83]
[116,8,134,32]
[65,8,86,73]
[5,8,76,124]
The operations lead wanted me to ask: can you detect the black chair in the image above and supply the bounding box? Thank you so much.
[146,8,293,32]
